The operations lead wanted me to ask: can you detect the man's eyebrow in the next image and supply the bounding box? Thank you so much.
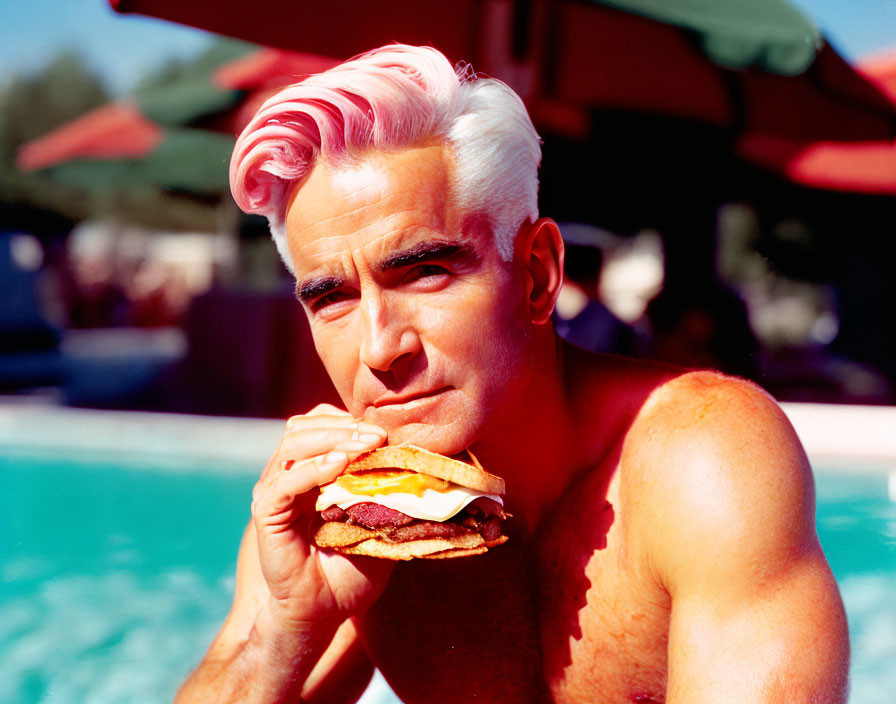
[295,276,344,303]
[376,240,474,272]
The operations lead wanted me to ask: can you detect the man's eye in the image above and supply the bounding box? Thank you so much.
[311,290,354,311]
[409,264,449,280]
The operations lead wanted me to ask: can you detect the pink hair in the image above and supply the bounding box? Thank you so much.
[230,44,541,273]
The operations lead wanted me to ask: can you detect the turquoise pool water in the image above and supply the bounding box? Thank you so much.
[1,452,894,703]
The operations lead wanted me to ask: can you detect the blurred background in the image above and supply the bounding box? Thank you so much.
[3,0,896,414]
[3,3,896,704]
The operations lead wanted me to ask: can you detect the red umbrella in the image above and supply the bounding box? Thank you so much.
[16,102,164,170]
[737,50,896,195]
[15,101,235,194]
[211,47,340,91]
[209,48,341,135]
[859,48,896,100]
[109,0,896,145]
[16,47,339,175]
[737,135,896,195]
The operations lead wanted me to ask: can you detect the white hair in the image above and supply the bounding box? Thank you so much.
[229,44,541,272]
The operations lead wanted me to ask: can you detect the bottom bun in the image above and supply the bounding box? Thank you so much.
[313,520,508,561]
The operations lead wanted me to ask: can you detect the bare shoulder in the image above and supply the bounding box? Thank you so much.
[623,369,807,481]
[619,370,817,587]
[633,369,789,435]
[616,377,849,702]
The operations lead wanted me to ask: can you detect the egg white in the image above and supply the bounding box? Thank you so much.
[315,482,503,522]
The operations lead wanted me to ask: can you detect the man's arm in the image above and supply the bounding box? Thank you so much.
[631,372,849,703]
[175,405,393,704]
[175,521,374,704]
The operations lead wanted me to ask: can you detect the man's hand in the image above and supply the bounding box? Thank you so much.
[252,403,395,628]
[175,404,393,704]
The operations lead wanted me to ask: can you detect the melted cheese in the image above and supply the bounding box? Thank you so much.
[316,479,502,522]
[336,470,450,497]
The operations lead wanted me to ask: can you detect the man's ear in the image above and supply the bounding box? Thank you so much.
[515,217,564,325]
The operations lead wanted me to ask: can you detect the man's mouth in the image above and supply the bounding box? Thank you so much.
[372,386,452,408]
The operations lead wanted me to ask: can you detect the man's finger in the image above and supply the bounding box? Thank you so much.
[277,424,385,464]
[255,451,351,520]
[300,404,353,420]
[258,419,384,482]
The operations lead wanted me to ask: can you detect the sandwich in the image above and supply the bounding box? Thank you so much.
[312,444,508,560]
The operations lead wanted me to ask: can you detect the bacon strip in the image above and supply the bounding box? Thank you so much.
[319,499,505,543]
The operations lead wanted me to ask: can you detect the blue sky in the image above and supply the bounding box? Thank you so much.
[0,0,212,95]
[790,0,896,59]
[1,0,895,97]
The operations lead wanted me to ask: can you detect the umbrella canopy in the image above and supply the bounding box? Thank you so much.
[16,102,164,170]
[15,100,235,194]
[860,48,896,99]
[110,0,820,75]
[212,48,340,90]
[736,50,896,195]
[27,129,235,194]
[14,45,337,189]
[595,0,820,75]
[109,0,896,142]
[14,39,263,193]
[130,37,255,127]
[738,135,896,195]
[210,48,342,135]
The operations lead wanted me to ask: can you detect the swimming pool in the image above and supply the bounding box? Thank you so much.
[1,405,894,703]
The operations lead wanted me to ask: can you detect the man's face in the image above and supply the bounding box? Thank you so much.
[284,144,536,453]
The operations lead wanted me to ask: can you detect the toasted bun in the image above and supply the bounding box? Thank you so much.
[313,520,508,561]
[344,444,505,495]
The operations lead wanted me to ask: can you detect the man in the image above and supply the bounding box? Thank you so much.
[553,242,638,356]
[176,45,848,703]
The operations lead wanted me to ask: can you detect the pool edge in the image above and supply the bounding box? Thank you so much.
[2,400,895,473]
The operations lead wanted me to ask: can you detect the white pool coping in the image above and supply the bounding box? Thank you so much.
[1,401,895,472]
[0,402,282,471]
[782,403,896,468]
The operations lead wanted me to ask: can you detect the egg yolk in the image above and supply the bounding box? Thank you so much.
[335,471,451,497]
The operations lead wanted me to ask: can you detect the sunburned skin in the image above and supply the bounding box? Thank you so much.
[283,144,537,456]
[357,352,677,703]
[356,350,848,704]
[178,141,849,704]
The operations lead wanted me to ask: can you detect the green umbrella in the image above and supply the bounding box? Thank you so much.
[131,38,255,127]
[111,0,820,76]
[40,128,234,194]
[597,0,820,75]
[15,39,255,195]
[111,0,891,143]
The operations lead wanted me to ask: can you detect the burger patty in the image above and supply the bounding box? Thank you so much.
[345,502,414,527]
[320,497,505,542]
[388,520,469,541]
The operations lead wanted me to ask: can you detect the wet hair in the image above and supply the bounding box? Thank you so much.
[229,44,541,273]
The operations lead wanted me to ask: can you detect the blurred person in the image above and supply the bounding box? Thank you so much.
[0,233,63,392]
[0,233,60,353]
[554,243,638,355]
[127,259,191,327]
[65,249,130,328]
[646,281,760,380]
[176,45,848,704]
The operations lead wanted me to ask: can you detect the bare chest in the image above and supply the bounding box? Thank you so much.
[356,474,670,703]
[535,478,670,703]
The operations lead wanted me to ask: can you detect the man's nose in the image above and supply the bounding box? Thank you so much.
[358,293,420,372]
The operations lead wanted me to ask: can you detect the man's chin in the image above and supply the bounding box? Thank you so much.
[358,389,483,454]
[370,420,475,457]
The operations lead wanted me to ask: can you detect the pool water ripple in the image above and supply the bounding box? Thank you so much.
[1,454,893,704]
[0,568,234,704]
